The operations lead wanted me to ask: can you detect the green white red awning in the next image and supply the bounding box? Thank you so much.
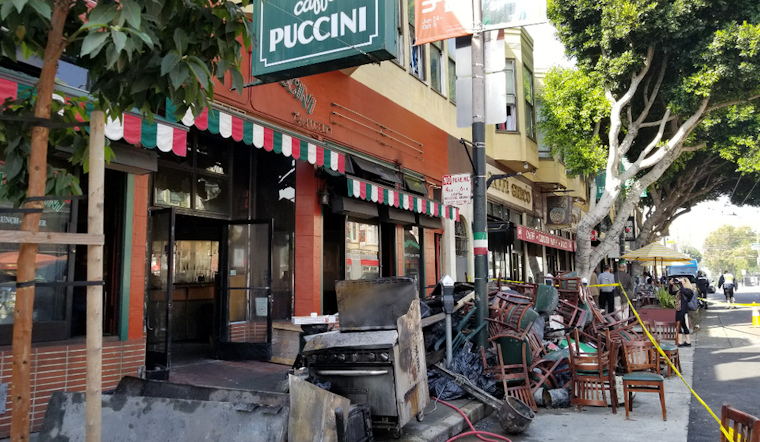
[180,107,345,173]
[0,77,189,157]
[347,177,460,221]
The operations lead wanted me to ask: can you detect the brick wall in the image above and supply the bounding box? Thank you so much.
[294,163,323,316]
[0,339,145,437]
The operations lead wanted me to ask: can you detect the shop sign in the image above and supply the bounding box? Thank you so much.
[442,173,471,207]
[253,0,398,84]
[486,164,532,212]
[414,0,547,45]
[516,225,575,252]
[546,196,572,226]
[624,216,636,241]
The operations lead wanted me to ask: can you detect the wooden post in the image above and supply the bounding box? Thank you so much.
[86,110,105,442]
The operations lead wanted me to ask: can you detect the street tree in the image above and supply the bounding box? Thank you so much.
[0,0,252,440]
[681,245,703,264]
[703,225,759,277]
[546,0,760,278]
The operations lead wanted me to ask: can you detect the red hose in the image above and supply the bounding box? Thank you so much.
[431,397,513,442]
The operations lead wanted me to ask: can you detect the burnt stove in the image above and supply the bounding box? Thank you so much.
[303,278,429,437]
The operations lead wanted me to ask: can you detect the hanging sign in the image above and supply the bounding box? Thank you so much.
[516,225,575,252]
[442,173,471,207]
[253,0,398,84]
[414,0,473,45]
[546,196,572,226]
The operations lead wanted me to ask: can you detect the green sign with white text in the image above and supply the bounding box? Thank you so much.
[252,0,397,84]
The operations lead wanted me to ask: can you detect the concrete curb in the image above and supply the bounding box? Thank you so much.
[376,399,493,442]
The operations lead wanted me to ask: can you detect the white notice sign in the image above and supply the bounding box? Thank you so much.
[442,174,471,207]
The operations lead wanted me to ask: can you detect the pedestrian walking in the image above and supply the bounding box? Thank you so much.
[718,269,738,308]
[614,263,634,319]
[598,265,616,313]
[675,278,693,347]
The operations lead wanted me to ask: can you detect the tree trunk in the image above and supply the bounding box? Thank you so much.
[10,3,69,441]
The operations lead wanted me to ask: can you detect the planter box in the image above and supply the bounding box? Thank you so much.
[637,307,676,323]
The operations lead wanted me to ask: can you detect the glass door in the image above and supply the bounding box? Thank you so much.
[146,207,175,379]
[217,219,273,360]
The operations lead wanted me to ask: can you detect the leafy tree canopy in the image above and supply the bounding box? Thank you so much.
[0,0,252,205]
[680,245,702,264]
[544,0,760,277]
[702,224,759,276]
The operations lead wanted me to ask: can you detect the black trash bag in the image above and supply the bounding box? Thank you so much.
[427,341,497,401]
[552,363,571,390]
[419,300,432,319]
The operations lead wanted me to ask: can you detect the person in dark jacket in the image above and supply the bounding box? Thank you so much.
[674,279,692,347]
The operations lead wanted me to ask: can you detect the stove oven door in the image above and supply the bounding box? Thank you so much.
[311,365,399,426]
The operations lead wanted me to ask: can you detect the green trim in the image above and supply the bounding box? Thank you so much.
[474,232,488,240]
[119,174,135,341]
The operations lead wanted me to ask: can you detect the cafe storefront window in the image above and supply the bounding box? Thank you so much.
[346,220,380,280]
[1,155,75,344]
[404,225,423,291]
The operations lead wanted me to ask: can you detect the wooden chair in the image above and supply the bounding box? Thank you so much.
[721,403,760,442]
[481,337,538,412]
[621,340,666,421]
[651,321,681,378]
[526,331,570,393]
[566,329,618,414]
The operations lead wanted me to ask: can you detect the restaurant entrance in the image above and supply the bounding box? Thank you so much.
[145,209,273,379]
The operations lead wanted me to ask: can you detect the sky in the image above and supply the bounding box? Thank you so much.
[669,197,760,250]
[524,24,760,252]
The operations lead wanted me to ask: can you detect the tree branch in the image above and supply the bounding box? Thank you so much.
[635,56,668,126]
[681,143,707,152]
[639,114,677,128]
[705,94,760,114]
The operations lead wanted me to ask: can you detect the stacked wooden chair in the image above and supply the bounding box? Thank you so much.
[566,329,618,414]
[620,340,667,421]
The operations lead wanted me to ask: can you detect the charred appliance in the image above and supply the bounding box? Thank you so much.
[303,277,429,437]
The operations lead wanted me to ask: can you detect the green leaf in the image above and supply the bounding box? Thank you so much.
[106,42,120,68]
[120,0,141,29]
[88,4,118,25]
[1,1,16,20]
[173,28,188,55]
[10,0,27,14]
[26,0,49,18]
[124,28,154,47]
[160,52,181,76]
[229,66,244,94]
[81,31,109,56]
[4,149,23,181]
[169,63,189,89]
[111,29,127,54]
[187,56,211,88]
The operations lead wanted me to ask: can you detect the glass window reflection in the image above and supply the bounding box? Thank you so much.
[346,220,380,280]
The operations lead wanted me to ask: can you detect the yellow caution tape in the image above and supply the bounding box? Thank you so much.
[590,283,736,441]
[489,278,527,284]
[707,299,760,308]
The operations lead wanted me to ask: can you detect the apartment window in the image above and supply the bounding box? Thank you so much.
[497,60,517,131]
[408,0,426,81]
[395,0,405,66]
[524,65,536,139]
[431,41,444,92]
[447,39,457,102]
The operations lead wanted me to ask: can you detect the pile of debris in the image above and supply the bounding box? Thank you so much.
[426,273,637,412]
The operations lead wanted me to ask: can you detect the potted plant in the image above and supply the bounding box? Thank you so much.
[638,287,677,323]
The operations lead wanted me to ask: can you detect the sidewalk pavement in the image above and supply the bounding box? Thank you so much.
[688,292,760,442]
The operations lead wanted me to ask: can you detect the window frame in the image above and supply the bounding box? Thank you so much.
[523,65,537,140]
[430,40,444,93]
[496,59,518,133]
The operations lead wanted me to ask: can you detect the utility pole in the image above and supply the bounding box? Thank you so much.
[471,0,488,350]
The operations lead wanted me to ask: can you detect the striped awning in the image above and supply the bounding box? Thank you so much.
[180,106,345,173]
[0,77,189,157]
[347,177,459,221]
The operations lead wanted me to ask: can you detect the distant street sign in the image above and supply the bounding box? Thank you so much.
[751,243,760,250]
[442,174,471,207]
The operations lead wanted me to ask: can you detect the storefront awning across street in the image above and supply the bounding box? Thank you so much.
[347,177,460,221]
[516,225,575,252]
